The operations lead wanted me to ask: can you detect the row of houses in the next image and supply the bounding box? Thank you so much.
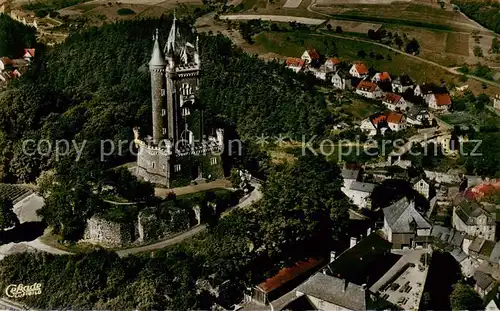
[0,49,34,85]
[285,49,453,113]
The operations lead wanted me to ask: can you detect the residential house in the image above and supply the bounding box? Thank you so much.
[485,285,500,311]
[414,83,440,97]
[249,258,325,306]
[413,178,430,199]
[392,75,414,93]
[294,273,368,311]
[382,93,408,112]
[360,112,407,136]
[406,106,430,126]
[307,64,332,81]
[331,70,353,90]
[342,181,376,209]
[382,197,432,248]
[426,93,451,112]
[356,80,383,99]
[349,63,369,78]
[285,58,305,73]
[494,94,500,111]
[372,72,391,83]
[301,49,321,66]
[23,48,35,62]
[341,168,361,190]
[0,57,13,72]
[453,199,496,241]
[325,57,341,71]
[474,271,495,298]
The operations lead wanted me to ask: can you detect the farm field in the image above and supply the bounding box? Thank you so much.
[324,19,381,33]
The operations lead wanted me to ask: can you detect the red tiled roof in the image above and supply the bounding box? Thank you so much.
[23,48,35,58]
[354,63,369,74]
[384,93,402,104]
[0,57,13,66]
[357,80,378,92]
[327,57,341,65]
[434,93,451,106]
[468,180,500,200]
[307,49,320,60]
[378,72,391,81]
[386,112,405,124]
[286,57,305,68]
[372,115,387,126]
[257,258,324,294]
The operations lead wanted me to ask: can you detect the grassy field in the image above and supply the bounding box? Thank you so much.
[445,33,469,56]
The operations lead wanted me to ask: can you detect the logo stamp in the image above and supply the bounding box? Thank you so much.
[5,283,42,298]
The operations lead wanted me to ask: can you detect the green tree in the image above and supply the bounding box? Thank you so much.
[449,282,483,311]
[0,198,18,229]
[492,37,500,54]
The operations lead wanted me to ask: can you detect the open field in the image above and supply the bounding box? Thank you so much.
[236,0,325,18]
[283,0,302,8]
[220,14,325,24]
[445,33,469,56]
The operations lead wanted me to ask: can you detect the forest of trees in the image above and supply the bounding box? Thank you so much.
[452,0,500,33]
[0,14,37,58]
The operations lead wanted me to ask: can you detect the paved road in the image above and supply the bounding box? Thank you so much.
[0,297,27,310]
[219,14,326,25]
[117,182,262,257]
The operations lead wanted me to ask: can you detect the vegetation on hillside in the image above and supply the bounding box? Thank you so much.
[0,154,351,310]
[0,15,37,58]
[452,0,500,33]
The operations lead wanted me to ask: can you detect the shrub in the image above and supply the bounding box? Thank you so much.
[117,8,135,15]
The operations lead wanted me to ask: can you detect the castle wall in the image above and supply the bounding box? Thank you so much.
[151,68,165,143]
[82,216,134,246]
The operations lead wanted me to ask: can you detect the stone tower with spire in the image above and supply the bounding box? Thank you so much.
[134,16,224,188]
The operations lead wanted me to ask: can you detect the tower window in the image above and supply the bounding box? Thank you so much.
[161,89,166,97]
[151,162,155,168]
[163,128,167,135]
[210,157,217,165]
[162,109,166,116]
[182,107,190,117]
[174,164,181,172]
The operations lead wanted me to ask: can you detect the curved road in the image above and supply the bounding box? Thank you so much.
[116,182,262,257]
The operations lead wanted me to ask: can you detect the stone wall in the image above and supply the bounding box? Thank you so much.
[82,216,134,247]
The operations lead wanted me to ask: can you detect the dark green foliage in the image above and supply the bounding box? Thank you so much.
[0,198,18,230]
[450,282,483,310]
[0,14,37,58]
[452,0,500,33]
[23,0,91,15]
[117,8,135,15]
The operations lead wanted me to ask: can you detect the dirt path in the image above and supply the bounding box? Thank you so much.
[155,179,232,197]
[219,14,326,25]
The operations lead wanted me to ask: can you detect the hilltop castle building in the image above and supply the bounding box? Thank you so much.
[134,17,224,187]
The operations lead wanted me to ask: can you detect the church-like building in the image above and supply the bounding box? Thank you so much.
[134,17,224,187]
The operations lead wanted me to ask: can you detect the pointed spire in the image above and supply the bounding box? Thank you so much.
[165,10,179,56]
[149,28,167,68]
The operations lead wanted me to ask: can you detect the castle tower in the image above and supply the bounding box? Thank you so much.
[148,29,167,144]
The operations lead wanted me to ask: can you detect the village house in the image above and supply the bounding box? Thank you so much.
[372,72,391,83]
[494,94,500,110]
[485,286,500,310]
[413,178,430,199]
[382,93,408,111]
[385,112,407,131]
[382,197,432,249]
[342,181,376,209]
[285,58,305,73]
[474,271,495,298]
[349,63,369,78]
[306,64,333,81]
[414,83,447,97]
[341,168,361,190]
[360,112,407,136]
[406,106,430,126]
[301,49,321,66]
[325,57,341,71]
[0,57,14,72]
[331,70,355,90]
[392,75,414,93]
[23,48,35,62]
[356,80,383,99]
[425,93,452,112]
[452,199,496,241]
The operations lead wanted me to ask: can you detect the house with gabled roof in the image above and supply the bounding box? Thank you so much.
[331,70,354,90]
[372,72,391,83]
[23,48,35,62]
[382,197,431,248]
[0,57,14,72]
[382,93,409,111]
[426,93,451,112]
[356,80,383,99]
[342,181,377,209]
[285,57,305,73]
[349,63,369,78]
[453,199,495,241]
[392,75,414,93]
[325,57,341,71]
[474,271,495,298]
[301,49,321,65]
